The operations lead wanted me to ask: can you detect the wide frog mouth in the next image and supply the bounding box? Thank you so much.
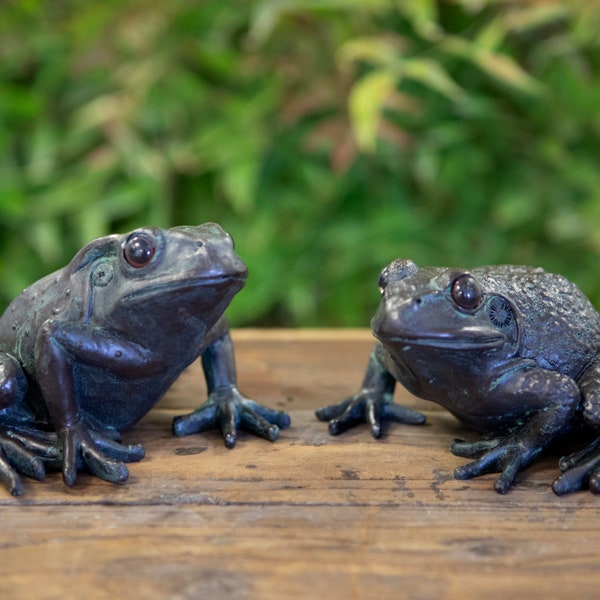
[120,272,247,303]
[373,328,507,351]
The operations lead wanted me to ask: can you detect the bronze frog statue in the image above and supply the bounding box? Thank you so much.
[0,224,290,495]
[317,259,600,495]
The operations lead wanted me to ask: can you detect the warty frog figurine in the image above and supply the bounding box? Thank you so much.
[0,223,290,495]
[317,258,600,495]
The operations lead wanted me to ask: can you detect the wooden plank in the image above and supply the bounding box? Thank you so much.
[0,329,599,599]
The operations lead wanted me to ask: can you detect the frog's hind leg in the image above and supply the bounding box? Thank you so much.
[0,432,48,495]
[0,352,27,411]
[0,353,48,495]
[552,357,600,495]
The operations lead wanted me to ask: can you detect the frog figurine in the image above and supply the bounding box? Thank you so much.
[316,258,600,495]
[0,223,290,495]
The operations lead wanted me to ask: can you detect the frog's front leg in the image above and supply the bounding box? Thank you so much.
[451,367,580,493]
[172,330,291,448]
[315,346,426,437]
[35,321,147,486]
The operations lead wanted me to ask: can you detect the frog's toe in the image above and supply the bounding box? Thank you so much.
[80,442,129,484]
[454,441,535,493]
[451,437,503,459]
[0,457,23,496]
[239,405,281,443]
[172,402,218,437]
[552,444,600,495]
[493,461,522,494]
[0,431,51,495]
[552,463,591,495]
[315,398,354,422]
[219,399,283,448]
[589,470,600,494]
[89,430,145,463]
[558,437,600,472]
[244,400,290,430]
[318,394,379,436]
[328,401,368,435]
[0,432,47,482]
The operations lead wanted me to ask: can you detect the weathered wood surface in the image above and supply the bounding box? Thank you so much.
[2,329,600,599]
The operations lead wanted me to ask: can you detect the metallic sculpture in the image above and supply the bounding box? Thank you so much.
[0,224,289,495]
[317,259,600,494]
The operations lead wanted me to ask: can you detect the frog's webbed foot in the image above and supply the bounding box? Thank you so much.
[552,438,600,495]
[60,422,145,487]
[172,387,291,449]
[451,435,542,494]
[0,429,56,496]
[316,391,426,438]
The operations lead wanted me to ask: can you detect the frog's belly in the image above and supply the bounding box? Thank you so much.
[388,354,539,434]
[74,367,182,432]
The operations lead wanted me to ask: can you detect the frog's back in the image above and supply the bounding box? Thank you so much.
[473,265,600,376]
[0,267,75,366]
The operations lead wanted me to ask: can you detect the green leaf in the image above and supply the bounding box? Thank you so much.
[442,35,544,97]
[338,36,404,68]
[348,70,396,152]
[220,160,259,215]
[503,4,569,34]
[396,0,439,40]
[474,51,544,96]
[403,58,466,102]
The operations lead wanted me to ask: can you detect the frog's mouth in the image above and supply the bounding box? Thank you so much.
[375,329,506,351]
[121,274,246,303]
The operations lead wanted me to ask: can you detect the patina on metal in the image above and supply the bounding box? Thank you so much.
[317,258,600,495]
[0,224,290,495]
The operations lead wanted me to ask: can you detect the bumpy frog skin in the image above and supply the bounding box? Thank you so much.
[317,259,600,495]
[0,223,290,495]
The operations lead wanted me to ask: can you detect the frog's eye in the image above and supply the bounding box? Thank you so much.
[451,273,483,311]
[378,269,389,295]
[123,232,156,268]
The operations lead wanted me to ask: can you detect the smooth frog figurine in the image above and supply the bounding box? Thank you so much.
[0,223,290,495]
[317,258,600,495]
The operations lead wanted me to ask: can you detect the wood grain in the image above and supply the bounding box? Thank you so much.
[1,329,599,599]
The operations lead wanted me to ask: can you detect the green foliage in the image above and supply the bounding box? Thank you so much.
[1,0,600,325]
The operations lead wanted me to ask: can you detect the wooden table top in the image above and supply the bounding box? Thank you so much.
[2,329,600,599]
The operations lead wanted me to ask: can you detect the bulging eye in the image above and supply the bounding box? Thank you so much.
[451,273,483,310]
[378,268,390,295]
[123,232,156,268]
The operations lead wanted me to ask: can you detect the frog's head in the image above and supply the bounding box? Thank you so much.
[372,259,519,355]
[70,223,247,330]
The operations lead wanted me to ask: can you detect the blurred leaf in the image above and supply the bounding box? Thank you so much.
[349,70,396,152]
[396,0,440,40]
[338,36,405,68]
[474,50,544,96]
[503,4,570,34]
[442,35,544,96]
[220,160,259,215]
[25,220,64,265]
[403,58,467,102]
